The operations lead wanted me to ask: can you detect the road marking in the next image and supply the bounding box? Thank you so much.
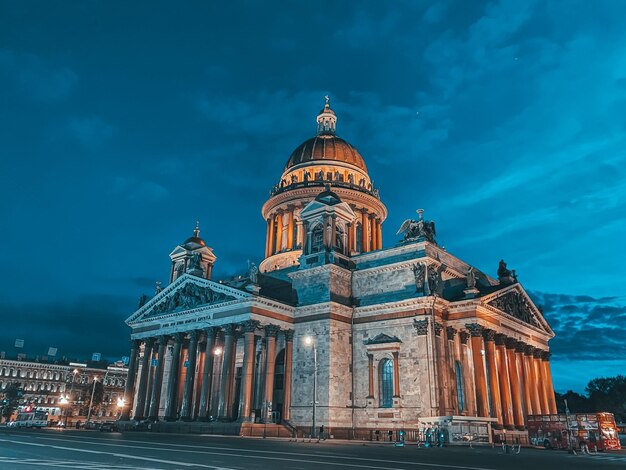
[0,438,236,469]
[0,455,159,469]
[6,434,496,470]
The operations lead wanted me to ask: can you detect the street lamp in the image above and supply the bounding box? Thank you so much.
[86,376,99,424]
[213,346,223,356]
[304,335,317,439]
[116,398,125,420]
[59,395,69,428]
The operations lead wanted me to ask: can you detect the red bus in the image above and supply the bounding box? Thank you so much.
[527,412,621,451]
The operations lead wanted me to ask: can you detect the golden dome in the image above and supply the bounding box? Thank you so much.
[284,135,368,172]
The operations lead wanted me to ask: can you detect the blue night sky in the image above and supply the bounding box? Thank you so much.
[1,1,625,393]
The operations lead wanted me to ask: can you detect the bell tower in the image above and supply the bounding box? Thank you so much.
[168,222,216,283]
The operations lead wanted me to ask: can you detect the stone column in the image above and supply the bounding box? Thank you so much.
[533,349,549,414]
[392,351,401,398]
[275,212,284,253]
[164,333,183,420]
[287,209,295,250]
[268,216,275,257]
[483,329,503,427]
[367,354,374,398]
[133,338,154,420]
[350,221,357,252]
[239,320,259,421]
[505,338,524,429]
[282,330,294,421]
[361,210,369,252]
[218,324,237,419]
[296,218,303,249]
[516,342,532,417]
[524,345,540,415]
[377,220,382,250]
[459,331,476,415]
[370,216,377,251]
[434,323,448,414]
[121,339,140,420]
[495,334,514,429]
[542,351,558,414]
[265,219,271,258]
[197,327,217,420]
[180,330,199,420]
[465,324,489,417]
[148,335,168,420]
[263,324,281,422]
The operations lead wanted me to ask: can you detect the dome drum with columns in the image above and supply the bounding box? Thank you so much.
[261,98,387,273]
[122,98,557,444]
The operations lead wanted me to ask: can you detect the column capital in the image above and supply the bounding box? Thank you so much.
[144,337,155,347]
[505,337,518,349]
[465,323,484,337]
[446,326,457,341]
[157,335,170,345]
[172,332,185,343]
[392,350,399,359]
[413,319,428,335]
[188,329,200,341]
[203,326,217,339]
[367,353,374,360]
[130,339,141,349]
[283,329,294,342]
[515,341,526,353]
[482,328,496,342]
[541,350,551,361]
[523,344,534,356]
[264,324,281,337]
[494,333,507,346]
[240,320,260,334]
[532,348,543,359]
[222,323,237,336]
[433,322,443,337]
[459,331,470,344]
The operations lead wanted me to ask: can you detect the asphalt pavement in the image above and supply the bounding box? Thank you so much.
[0,427,625,470]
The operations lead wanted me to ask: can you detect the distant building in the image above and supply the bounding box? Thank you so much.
[123,99,557,442]
[0,356,127,423]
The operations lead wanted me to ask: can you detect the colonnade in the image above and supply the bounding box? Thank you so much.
[464,323,557,429]
[121,322,294,423]
[265,206,383,257]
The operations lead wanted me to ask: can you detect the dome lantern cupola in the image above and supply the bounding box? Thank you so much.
[168,221,217,283]
[316,95,337,135]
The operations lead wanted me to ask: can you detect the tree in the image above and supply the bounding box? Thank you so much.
[554,390,591,413]
[81,381,104,417]
[0,382,22,422]
[586,375,626,422]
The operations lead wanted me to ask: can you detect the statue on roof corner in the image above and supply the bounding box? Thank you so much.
[397,209,437,245]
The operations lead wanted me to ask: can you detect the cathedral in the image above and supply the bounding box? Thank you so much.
[122,99,558,443]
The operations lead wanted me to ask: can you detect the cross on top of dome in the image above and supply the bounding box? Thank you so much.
[317,96,337,135]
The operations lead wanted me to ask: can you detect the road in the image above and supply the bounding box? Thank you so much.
[0,428,625,470]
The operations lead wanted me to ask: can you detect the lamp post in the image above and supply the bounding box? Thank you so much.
[86,376,99,424]
[59,395,68,427]
[116,398,125,420]
[304,335,317,439]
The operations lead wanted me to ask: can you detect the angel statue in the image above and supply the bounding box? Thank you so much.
[396,209,437,245]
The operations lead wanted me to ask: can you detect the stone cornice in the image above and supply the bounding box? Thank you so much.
[288,263,352,281]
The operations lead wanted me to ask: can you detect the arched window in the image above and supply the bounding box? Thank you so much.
[455,361,465,411]
[310,225,324,253]
[335,224,344,252]
[379,359,394,408]
[356,223,363,252]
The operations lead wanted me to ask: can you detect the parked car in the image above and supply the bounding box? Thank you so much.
[99,421,118,432]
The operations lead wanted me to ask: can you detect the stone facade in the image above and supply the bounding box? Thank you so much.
[123,100,557,441]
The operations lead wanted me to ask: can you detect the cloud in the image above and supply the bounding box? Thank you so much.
[0,295,134,361]
[0,48,77,103]
[67,116,115,147]
[110,176,169,203]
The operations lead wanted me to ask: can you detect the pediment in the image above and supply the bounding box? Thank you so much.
[481,284,554,336]
[126,274,252,324]
[364,333,402,345]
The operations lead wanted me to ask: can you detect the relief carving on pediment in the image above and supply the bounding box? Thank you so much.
[150,283,236,316]
[488,291,540,327]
